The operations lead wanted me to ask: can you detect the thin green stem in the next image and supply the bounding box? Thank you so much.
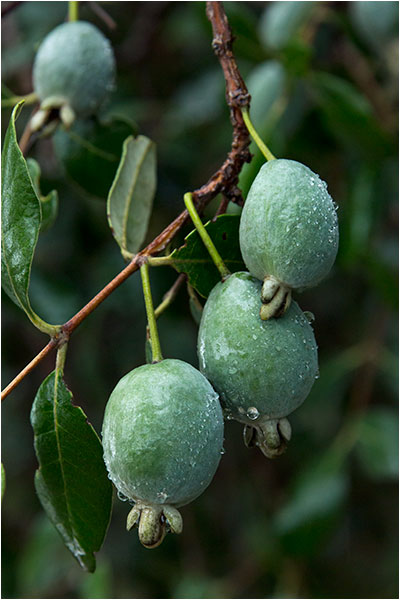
[68,1,79,21]
[184,192,230,279]
[241,107,276,161]
[1,92,38,109]
[146,274,186,340]
[140,262,163,363]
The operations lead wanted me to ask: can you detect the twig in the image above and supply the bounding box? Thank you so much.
[1,1,23,17]
[90,1,117,30]
[154,274,186,321]
[18,117,34,156]
[2,0,252,400]
[1,340,57,401]
[213,194,230,220]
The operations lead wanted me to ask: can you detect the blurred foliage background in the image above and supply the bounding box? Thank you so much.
[1,1,398,598]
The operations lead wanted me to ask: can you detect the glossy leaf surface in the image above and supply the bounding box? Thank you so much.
[107,135,156,260]
[1,102,42,324]
[31,370,113,572]
[170,214,245,298]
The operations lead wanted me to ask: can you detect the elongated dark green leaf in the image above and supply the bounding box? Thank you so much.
[170,214,245,298]
[40,190,58,233]
[53,116,137,199]
[107,135,156,260]
[259,1,314,50]
[273,449,348,555]
[1,102,42,324]
[355,408,398,480]
[246,60,286,128]
[31,370,113,572]
[26,157,41,194]
[26,158,58,232]
[310,72,391,158]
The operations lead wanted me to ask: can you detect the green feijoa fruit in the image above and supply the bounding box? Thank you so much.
[102,359,224,548]
[32,21,115,127]
[198,272,318,459]
[239,159,338,319]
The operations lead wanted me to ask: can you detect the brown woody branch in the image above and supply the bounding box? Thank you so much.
[1,1,23,17]
[1,1,251,401]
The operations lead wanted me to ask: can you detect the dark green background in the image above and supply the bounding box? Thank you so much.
[2,2,398,598]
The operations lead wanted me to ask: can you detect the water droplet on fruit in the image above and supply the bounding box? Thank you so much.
[247,407,259,420]
[117,491,129,502]
[304,311,315,323]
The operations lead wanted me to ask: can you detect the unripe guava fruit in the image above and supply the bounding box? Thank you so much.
[198,272,318,458]
[102,359,224,547]
[33,21,115,124]
[239,159,339,295]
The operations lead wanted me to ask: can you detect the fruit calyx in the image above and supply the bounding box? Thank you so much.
[30,97,76,134]
[260,275,291,320]
[126,501,183,549]
[243,416,292,458]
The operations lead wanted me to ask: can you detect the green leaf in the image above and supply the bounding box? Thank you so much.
[1,102,54,333]
[355,408,398,480]
[246,60,286,129]
[40,190,59,233]
[258,1,314,51]
[53,116,137,200]
[310,72,391,159]
[31,370,113,572]
[26,157,41,195]
[170,214,245,298]
[274,449,348,555]
[107,135,157,260]
[26,158,59,233]
[350,1,399,50]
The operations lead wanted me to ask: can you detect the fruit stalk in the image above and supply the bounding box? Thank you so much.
[184,192,230,280]
[241,107,276,162]
[140,261,163,363]
[68,1,79,22]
